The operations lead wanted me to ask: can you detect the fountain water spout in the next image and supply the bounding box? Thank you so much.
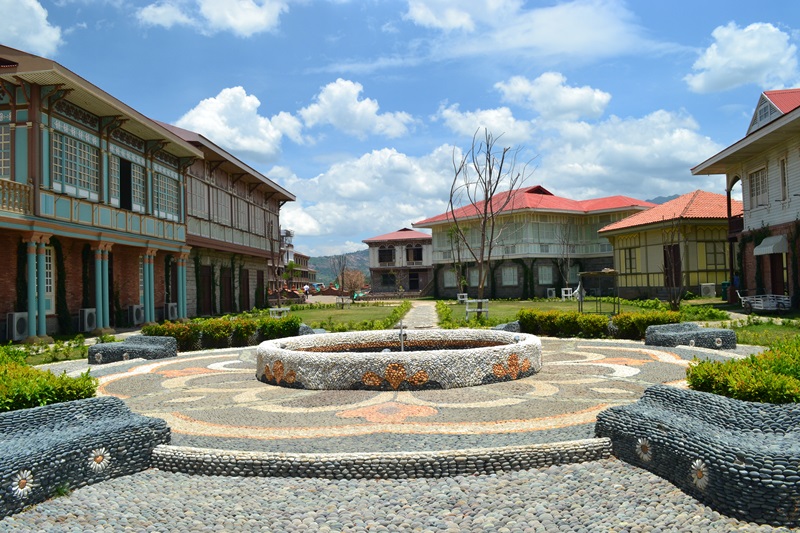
[398,320,407,352]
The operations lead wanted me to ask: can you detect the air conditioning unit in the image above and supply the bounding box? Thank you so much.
[129,305,144,326]
[164,302,178,321]
[546,288,556,299]
[700,283,716,298]
[6,312,28,341]
[79,308,97,333]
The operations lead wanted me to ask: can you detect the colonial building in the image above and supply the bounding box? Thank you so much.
[158,122,294,315]
[0,45,292,340]
[363,228,433,295]
[692,89,800,302]
[598,190,742,300]
[413,185,653,299]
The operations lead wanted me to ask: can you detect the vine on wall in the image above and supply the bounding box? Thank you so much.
[193,252,203,316]
[164,254,174,303]
[15,240,27,312]
[81,244,91,308]
[50,237,72,334]
[738,226,771,294]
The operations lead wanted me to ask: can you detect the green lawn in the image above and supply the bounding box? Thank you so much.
[440,298,645,323]
[289,303,404,328]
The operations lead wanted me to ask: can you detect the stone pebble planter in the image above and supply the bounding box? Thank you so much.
[595,384,800,527]
[256,329,542,390]
[0,397,170,519]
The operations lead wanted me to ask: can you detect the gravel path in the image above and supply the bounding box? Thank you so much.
[2,458,789,532]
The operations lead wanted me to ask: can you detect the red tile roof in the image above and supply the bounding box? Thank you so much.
[363,227,432,243]
[764,89,800,114]
[413,185,655,226]
[598,190,742,234]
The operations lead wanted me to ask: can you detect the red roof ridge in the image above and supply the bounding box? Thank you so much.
[598,190,741,233]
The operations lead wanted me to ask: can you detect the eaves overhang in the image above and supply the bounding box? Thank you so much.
[692,105,800,176]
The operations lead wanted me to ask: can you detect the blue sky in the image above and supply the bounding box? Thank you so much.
[4,1,799,255]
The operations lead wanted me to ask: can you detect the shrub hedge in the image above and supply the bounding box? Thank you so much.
[0,343,97,412]
[687,337,800,403]
[141,315,302,351]
[516,309,680,340]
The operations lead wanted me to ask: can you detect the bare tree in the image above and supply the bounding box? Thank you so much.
[267,220,282,307]
[555,219,575,291]
[662,218,684,311]
[447,224,468,294]
[448,129,531,309]
[329,254,348,302]
[342,269,366,301]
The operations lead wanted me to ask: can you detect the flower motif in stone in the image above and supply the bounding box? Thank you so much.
[492,354,531,380]
[714,338,723,348]
[690,458,709,490]
[635,437,652,462]
[263,360,296,385]
[88,447,111,472]
[362,363,429,390]
[12,470,34,499]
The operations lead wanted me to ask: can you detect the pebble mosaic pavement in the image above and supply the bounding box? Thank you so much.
[6,301,787,532]
[92,338,707,453]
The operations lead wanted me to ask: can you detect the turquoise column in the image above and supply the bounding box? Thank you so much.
[94,248,103,331]
[179,256,187,318]
[147,252,156,322]
[26,241,37,338]
[142,253,151,323]
[102,249,110,328]
[36,242,46,336]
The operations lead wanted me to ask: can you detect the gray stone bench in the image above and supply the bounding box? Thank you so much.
[88,335,178,364]
[595,385,800,527]
[644,322,736,349]
[0,396,170,518]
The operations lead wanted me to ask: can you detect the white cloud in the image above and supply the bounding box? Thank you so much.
[137,1,195,29]
[495,72,611,121]
[0,0,63,56]
[435,104,534,145]
[277,147,456,254]
[198,0,287,36]
[685,22,799,93]
[404,0,522,32]
[136,0,288,37]
[175,86,303,163]
[300,79,414,139]
[409,0,651,63]
[538,110,723,199]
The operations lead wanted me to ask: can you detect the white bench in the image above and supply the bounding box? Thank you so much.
[561,287,574,301]
[268,307,291,318]
[457,293,468,304]
[465,299,489,319]
[336,297,352,309]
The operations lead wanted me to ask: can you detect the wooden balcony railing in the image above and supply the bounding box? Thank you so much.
[0,179,31,214]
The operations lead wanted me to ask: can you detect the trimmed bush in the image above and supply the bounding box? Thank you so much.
[610,311,680,340]
[687,337,800,403]
[0,351,97,412]
[142,321,202,351]
[517,309,680,340]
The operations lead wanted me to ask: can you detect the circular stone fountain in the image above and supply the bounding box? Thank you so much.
[256,329,542,390]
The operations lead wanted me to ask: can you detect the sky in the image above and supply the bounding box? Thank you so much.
[3,1,800,256]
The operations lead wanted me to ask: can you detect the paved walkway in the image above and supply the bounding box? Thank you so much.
[395,300,438,329]
[9,305,788,531]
